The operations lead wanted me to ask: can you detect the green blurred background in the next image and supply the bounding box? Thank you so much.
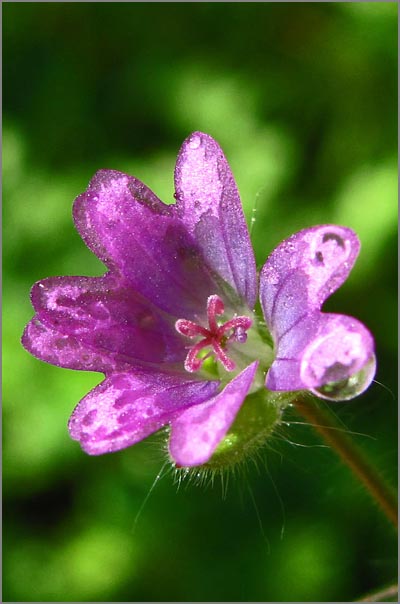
[3,3,397,602]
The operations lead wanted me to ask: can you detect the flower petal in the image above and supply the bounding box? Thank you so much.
[68,372,220,455]
[73,169,218,319]
[260,225,360,332]
[22,317,121,373]
[168,361,258,467]
[29,274,185,367]
[260,226,375,400]
[174,132,257,309]
[266,312,376,400]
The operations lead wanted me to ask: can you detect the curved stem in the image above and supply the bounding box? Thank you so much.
[293,396,398,529]
[355,582,398,602]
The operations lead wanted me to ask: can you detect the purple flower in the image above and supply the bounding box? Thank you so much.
[22,132,376,467]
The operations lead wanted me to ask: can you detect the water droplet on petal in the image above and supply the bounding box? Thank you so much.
[188,135,201,150]
[311,355,376,401]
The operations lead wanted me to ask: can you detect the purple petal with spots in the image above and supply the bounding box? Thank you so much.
[28,274,185,370]
[174,132,257,309]
[260,226,375,397]
[169,361,258,467]
[68,372,220,455]
[266,312,375,394]
[73,169,218,320]
[22,317,123,373]
[261,225,360,332]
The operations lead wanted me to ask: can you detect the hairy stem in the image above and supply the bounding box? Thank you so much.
[293,396,398,529]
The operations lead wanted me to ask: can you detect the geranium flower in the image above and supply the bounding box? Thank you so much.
[22,132,376,467]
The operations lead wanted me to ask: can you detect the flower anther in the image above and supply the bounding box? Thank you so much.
[175,294,253,373]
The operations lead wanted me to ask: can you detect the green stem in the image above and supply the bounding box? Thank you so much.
[293,396,398,529]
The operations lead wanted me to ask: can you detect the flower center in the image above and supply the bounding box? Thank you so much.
[175,295,253,373]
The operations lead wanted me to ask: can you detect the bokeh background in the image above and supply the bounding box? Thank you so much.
[3,3,397,602]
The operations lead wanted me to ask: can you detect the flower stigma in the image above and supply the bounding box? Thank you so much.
[175,295,253,374]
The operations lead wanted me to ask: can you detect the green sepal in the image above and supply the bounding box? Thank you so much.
[203,387,295,470]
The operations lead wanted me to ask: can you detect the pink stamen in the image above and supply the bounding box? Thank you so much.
[175,318,209,338]
[211,340,236,371]
[217,316,253,337]
[184,339,212,372]
[207,295,225,332]
[175,294,252,373]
